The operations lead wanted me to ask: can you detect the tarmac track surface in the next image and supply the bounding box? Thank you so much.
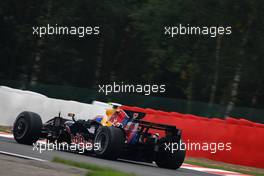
[0,136,217,176]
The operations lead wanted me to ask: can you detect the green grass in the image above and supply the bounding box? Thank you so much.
[185,159,264,176]
[0,126,11,132]
[53,157,136,176]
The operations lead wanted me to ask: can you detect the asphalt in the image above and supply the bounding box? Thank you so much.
[0,154,86,176]
[0,136,218,176]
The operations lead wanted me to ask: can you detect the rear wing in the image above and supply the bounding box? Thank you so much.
[139,120,177,131]
[123,109,180,133]
[123,109,146,120]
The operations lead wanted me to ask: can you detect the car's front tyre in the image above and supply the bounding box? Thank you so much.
[13,111,42,145]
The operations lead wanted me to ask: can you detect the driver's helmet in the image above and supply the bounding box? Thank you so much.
[106,108,115,117]
[106,102,122,117]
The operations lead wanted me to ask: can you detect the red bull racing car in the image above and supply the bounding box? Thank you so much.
[12,104,185,169]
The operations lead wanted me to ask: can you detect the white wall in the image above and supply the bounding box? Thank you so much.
[0,86,111,126]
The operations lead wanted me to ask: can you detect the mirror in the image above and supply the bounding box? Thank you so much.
[68,113,76,121]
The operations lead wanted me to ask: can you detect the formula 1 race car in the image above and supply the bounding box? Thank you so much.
[12,104,185,169]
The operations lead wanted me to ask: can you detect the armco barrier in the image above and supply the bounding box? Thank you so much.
[121,105,264,168]
[0,86,110,126]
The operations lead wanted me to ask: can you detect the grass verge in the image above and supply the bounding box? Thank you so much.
[0,126,11,133]
[185,157,264,176]
[53,157,135,176]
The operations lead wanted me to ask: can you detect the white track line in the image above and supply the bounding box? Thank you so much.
[0,132,13,138]
[0,150,47,162]
[181,165,249,175]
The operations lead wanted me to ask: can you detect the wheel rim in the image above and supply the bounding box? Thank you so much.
[14,118,28,139]
[95,132,109,153]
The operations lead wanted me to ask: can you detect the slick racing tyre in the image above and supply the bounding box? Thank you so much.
[94,126,125,159]
[13,111,42,145]
[155,138,186,169]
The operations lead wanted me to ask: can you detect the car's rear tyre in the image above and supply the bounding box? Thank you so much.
[13,111,42,145]
[155,139,186,169]
[94,126,125,159]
